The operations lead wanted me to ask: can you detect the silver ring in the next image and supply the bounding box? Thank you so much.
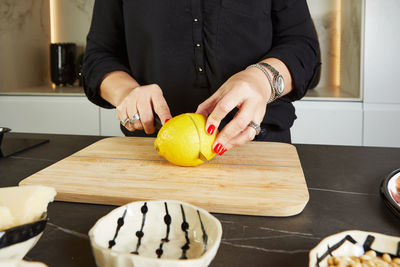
[120,118,130,126]
[129,113,140,123]
[248,121,261,135]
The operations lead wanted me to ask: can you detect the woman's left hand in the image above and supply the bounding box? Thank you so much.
[196,67,271,155]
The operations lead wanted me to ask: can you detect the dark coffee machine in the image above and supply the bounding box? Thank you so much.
[50,43,77,86]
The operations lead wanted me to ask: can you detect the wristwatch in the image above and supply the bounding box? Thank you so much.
[259,62,285,101]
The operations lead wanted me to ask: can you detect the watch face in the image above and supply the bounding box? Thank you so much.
[275,75,285,95]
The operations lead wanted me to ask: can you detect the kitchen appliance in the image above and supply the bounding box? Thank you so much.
[0,127,11,148]
[50,43,77,86]
[0,128,48,158]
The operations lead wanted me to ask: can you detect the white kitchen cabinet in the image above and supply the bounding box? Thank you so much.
[99,108,124,137]
[363,103,400,148]
[360,0,400,147]
[364,0,400,104]
[0,95,99,135]
[2,95,399,148]
[292,101,363,146]
[99,100,366,146]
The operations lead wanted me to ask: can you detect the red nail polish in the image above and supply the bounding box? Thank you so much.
[214,143,223,154]
[164,119,170,123]
[219,148,227,156]
[207,124,216,135]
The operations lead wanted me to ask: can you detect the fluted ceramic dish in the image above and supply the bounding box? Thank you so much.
[309,230,400,267]
[89,200,222,267]
[0,213,47,261]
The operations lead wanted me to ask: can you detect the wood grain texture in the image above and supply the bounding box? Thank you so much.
[20,137,309,216]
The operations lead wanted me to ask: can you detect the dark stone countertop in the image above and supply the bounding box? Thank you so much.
[1,133,399,267]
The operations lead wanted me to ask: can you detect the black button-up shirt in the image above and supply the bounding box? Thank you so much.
[82,0,320,133]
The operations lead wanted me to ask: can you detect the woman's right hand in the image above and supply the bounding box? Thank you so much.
[116,84,172,134]
[100,71,172,134]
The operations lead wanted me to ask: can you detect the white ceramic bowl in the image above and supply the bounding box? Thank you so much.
[89,200,222,267]
[309,230,400,267]
[0,214,47,261]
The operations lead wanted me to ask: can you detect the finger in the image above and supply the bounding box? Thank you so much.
[212,100,257,154]
[152,92,172,125]
[116,104,127,122]
[125,121,136,132]
[226,126,257,149]
[137,98,155,134]
[131,117,143,131]
[205,88,244,136]
[195,93,220,118]
[128,116,143,131]
[116,105,136,132]
[126,102,143,131]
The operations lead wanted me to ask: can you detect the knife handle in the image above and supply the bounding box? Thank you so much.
[154,113,162,130]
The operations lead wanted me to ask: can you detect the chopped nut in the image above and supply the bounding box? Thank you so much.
[360,255,372,261]
[327,257,336,265]
[382,253,391,263]
[365,250,377,257]
[327,251,400,267]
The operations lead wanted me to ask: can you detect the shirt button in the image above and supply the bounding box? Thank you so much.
[194,18,198,22]
[198,67,203,72]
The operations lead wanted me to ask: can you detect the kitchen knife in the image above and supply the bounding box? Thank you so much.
[153,114,163,130]
[187,114,209,163]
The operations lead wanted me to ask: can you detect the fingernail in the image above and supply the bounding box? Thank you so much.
[164,119,170,123]
[213,143,223,154]
[219,148,227,156]
[207,124,216,135]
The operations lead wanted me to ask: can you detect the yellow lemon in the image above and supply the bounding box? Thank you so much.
[154,113,218,166]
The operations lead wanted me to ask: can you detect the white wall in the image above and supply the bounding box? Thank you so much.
[363,0,400,104]
[362,0,400,147]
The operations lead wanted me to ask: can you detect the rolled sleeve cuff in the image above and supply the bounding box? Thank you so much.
[262,47,321,101]
[82,60,131,109]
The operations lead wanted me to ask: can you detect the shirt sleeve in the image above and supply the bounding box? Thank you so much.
[262,0,321,101]
[81,0,131,109]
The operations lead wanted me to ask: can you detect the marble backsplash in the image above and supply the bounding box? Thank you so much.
[51,0,93,51]
[0,0,50,91]
[0,0,362,97]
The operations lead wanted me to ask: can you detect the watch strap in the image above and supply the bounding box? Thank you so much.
[259,62,279,76]
[246,63,277,104]
[259,62,284,97]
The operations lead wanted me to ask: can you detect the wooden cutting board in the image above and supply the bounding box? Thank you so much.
[20,137,309,216]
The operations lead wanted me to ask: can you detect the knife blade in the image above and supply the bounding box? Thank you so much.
[186,114,209,163]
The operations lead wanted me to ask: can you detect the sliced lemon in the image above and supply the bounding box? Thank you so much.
[154,113,218,166]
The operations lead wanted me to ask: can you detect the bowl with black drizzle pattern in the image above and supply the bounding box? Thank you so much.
[89,200,222,267]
